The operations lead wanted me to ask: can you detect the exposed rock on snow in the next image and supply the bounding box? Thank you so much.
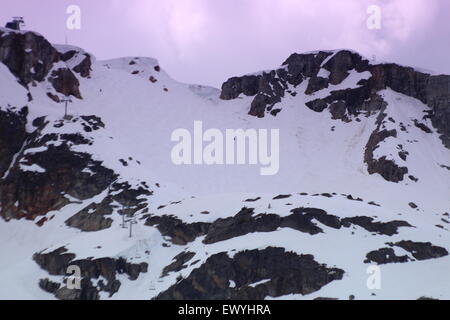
[34,247,148,300]
[156,247,344,300]
[365,241,448,264]
[0,107,28,177]
[0,28,59,86]
[146,206,412,246]
[0,115,117,221]
[66,181,152,232]
[48,68,82,99]
[364,128,408,182]
[220,49,450,150]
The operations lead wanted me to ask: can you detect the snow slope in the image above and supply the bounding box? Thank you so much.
[0,29,449,300]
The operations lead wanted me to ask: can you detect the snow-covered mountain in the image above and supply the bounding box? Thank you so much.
[0,27,449,300]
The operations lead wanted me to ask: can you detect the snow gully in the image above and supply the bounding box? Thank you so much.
[171,120,280,175]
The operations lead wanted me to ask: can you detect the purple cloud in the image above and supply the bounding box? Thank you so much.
[1,0,449,87]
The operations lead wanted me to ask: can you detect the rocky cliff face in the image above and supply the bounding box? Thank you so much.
[426,75,450,148]
[0,107,28,177]
[221,50,450,182]
[0,29,147,225]
[221,50,450,150]
[0,29,59,86]
[0,112,154,228]
[0,114,117,221]
[0,28,92,101]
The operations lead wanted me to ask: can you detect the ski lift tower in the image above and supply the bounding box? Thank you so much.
[125,216,138,238]
[60,96,73,120]
[5,17,25,30]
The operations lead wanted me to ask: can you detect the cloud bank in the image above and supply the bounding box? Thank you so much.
[1,0,449,87]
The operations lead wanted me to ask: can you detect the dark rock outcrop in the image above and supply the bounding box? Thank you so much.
[0,107,28,177]
[413,119,432,133]
[0,29,60,86]
[162,251,196,277]
[364,248,410,265]
[65,200,114,232]
[48,68,82,99]
[365,241,448,264]
[220,50,374,119]
[203,208,283,244]
[59,49,93,79]
[220,75,259,100]
[65,181,151,232]
[72,54,92,78]
[39,278,61,294]
[203,207,345,244]
[364,128,408,183]
[146,207,412,246]
[322,50,369,85]
[145,215,210,245]
[156,247,344,300]
[282,51,333,83]
[220,51,335,117]
[390,240,448,261]
[369,64,429,102]
[34,247,148,300]
[273,194,292,200]
[341,216,411,236]
[220,49,450,150]
[0,29,89,103]
[0,117,117,221]
[0,144,116,221]
[426,75,450,148]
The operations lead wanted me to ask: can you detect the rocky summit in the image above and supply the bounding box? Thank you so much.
[0,26,449,300]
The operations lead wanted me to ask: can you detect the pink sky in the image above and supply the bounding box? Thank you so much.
[1,0,449,87]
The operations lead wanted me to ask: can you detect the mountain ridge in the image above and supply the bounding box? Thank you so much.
[0,27,449,300]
